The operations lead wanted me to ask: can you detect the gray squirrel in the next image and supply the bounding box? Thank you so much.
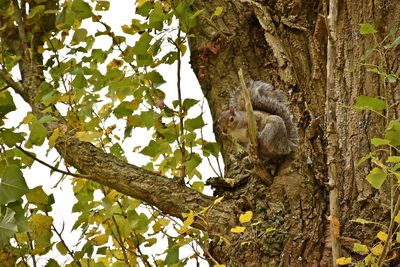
[217,80,298,160]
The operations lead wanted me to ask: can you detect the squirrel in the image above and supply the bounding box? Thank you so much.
[217,80,298,161]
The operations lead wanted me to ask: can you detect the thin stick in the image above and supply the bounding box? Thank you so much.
[238,69,258,155]
[16,145,91,179]
[326,0,340,265]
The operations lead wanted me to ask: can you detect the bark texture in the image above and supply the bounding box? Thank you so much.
[189,0,400,266]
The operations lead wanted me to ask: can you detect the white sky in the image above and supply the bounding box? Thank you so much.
[7,1,219,266]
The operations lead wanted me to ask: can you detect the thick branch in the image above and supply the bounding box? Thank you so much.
[55,136,214,221]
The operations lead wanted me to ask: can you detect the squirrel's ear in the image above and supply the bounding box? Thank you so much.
[229,107,235,115]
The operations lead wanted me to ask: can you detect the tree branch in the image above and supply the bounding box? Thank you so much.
[0,68,25,97]
[16,145,91,179]
[54,136,216,222]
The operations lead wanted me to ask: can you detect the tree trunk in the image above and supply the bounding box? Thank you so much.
[190,0,400,266]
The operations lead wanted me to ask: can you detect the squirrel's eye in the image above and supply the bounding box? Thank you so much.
[229,116,234,122]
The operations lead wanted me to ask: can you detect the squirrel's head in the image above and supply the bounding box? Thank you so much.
[217,107,238,135]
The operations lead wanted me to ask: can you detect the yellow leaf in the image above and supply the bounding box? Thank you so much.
[75,131,101,142]
[336,257,352,265]
[376,231,388,242]
[230,226,246,233]
[91,234,109,246]
[48,127,59,149]
[265,227,276,234]
[178,210,194,234]
[214,265,226,267]
[239,211,253,224]
[153,218,170,233]
[213,6,223,17]
[353,243,369,255]
[251,221,262,226]
[213,196,224,205]
[371,244,384,256]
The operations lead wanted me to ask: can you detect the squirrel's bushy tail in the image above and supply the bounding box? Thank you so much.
[246,80,298,151]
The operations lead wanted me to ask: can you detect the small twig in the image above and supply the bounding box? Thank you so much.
[50,220,82,267]
[0,85,9,92]
[26,232,37,267]
[378,194,400,266]
[16,145,91,179]
[171,30,186,182]
[110,215,130,265]
[12,0,29,58]
[0,68,25,96]
[238,69,258,154]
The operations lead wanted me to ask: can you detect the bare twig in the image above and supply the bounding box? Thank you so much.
[12,0,29,58]
[0,68,25,96]
[50,220,82,267]
[238,69,258,154]
[16,145,91,179]
[378,194,400,266]
[171,30,186,183]
[326,0,340,265]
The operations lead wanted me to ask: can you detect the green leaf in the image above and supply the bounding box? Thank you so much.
[191,181,204,192]
[388,156,400,163]
[184,115,205,131]
[0,129,24,147]
[27,5,45,19]
[0,91,16,117]
[202,141,220,157]
[0,165,29,205]
[359,23,377,35]
[385,120,400,146]
[182,98,199,111]
[355,95,386,112]
[366,167,387,189]
[71,28,88,45]
[56,241,69,256]
[71,73,88,89]
[165,238,179,264]
[29,213,53,248]
[128,211,150,233]
[140,140,171,157]
[26,186,49,206]
[387,74,398,83]
[28,120,48,146]
[144,71,165,84]
[185,153,201,177]
[8,200,30,232]
[46,259,61,267]
[95,1,110,11]
[371,138,390,146]
[384,36,400,49]
[71,0,93,20]
[353,243,369,255]
[0,207,17,246]
[134,32,153,55]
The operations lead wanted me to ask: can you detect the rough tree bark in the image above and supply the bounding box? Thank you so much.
[189,0,400,266]
[1,0,400,266]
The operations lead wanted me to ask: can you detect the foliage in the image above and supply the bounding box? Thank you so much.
[336,24,400,267]
[0,0,221,265]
